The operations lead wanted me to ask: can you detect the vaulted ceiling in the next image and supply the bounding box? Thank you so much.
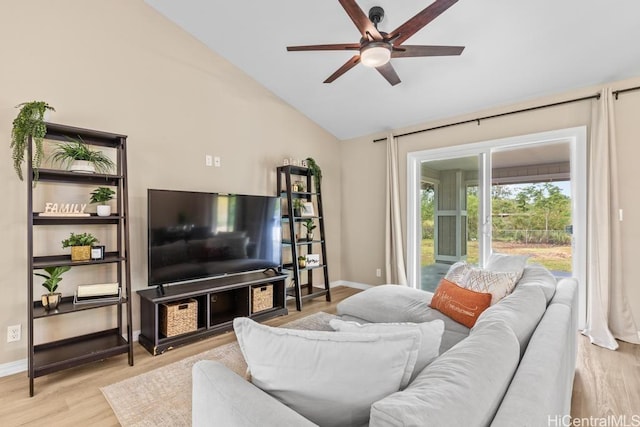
[145,0,640,140]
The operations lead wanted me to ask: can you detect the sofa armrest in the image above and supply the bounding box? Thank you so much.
[192,360,317,427]
[491,303,575,426]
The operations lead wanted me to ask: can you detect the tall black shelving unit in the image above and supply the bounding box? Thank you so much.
[277,165,331,311]
[25,123,133,396]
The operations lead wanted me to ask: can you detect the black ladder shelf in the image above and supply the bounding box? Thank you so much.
[277,165,331,311]
[25,123,134,396]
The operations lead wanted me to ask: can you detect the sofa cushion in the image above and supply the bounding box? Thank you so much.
[336,284,471,354]
[192,360,317,427]
[430,279,492,328]
[233,317,421,427]
[473,285,546,356]
[517,264,557,303]
[370,321,520,427]
[336,284,432,323]
[329,319,444,382]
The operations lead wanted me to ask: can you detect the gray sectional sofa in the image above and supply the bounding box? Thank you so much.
[192,264,578,426]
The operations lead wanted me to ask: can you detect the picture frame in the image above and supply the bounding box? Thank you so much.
[305,254,320,267]
[301,202,315,217]
[91,245,105,260]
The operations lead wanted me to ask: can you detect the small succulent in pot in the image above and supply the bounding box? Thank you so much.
[292,198,305,217]
[297,255,307,268]
[90,187,116,216]
[302,219,317,240]
[34,266,70,310]
[50,136,115,174]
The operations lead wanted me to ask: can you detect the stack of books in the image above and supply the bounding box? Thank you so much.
[74,283,121,305]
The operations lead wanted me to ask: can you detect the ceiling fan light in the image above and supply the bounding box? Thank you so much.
[360,43,391,68]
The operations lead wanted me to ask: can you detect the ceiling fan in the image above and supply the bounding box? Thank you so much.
[286,0,464,86]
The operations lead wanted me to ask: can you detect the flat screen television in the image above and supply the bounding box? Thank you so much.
[147,189,282,287]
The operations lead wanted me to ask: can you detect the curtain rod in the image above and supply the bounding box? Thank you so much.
[372,84,640,143]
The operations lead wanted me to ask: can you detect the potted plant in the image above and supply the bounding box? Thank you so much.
[90,187,116,216]
[302,219,317,241]
[62,232,99,261]
[292,199,305,217]
[10,101,55,183]
[298,255,307,268]
[305,158,322,192]
[34,266,70,310]
[50,136,115,174]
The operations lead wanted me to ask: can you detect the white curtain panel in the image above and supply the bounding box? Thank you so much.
[583,88,639,350]
[385,134,408,285]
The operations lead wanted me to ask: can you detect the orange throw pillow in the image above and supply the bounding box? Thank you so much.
[430,279,492,328]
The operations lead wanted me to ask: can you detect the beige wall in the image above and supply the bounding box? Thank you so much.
[340,76,640,327]
[0,1,341,365]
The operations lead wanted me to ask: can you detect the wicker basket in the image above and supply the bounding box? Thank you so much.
[251,285,274,313]
[160,299,198,337]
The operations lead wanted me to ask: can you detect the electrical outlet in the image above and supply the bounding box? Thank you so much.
[376,268,382,278]
[7,324,21,342]
[205,155,213,167]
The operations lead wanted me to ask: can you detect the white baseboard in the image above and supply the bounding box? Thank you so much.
[0,358,27,377]
[0,331,142,379]
[330,280,373,290]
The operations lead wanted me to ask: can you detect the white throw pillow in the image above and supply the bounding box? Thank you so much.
[486,252,529,280]
[445,261,472,284]
[233,317,421,427]
[461,267,519,305]
[329,319,444,382]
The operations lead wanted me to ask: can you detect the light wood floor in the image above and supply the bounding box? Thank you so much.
[0,285,637,426]
[572,335,640,418]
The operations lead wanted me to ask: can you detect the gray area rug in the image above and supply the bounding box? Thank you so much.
[101,312,336,426]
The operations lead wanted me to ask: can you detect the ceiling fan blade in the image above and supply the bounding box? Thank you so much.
[338,0,383,41]
[389,0,459,45]
[324,55,361,83]
[376,62,401,86]
[287,43,361,52]
[392,45,464,58]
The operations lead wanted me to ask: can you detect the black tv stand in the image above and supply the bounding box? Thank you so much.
[137,271,288,355]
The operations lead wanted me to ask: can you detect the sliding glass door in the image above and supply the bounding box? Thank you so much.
[490,143,573,279]
[419,155,480,292]
[407,127,586,324]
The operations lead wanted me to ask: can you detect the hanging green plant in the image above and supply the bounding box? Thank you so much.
[10,101,55,182]
[305,157,322,192]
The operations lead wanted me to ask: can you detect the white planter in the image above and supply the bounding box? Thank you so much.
[70,160,95,173]
[96,205,111,217]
